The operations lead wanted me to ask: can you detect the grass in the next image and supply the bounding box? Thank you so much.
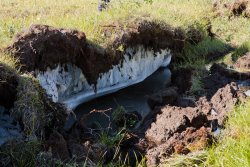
[162,151,207,167]
[0,0,218,48]
[204,101,250,167]
[10,74,46,137]
[0,140,41,167]
[232,40,250,62]
[99,129,125,148]
[0,0,249,47]
[176,37,230,69]
[0,51,18,70]
[162,101,250,167]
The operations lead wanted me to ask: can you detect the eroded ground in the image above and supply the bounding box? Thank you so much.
[0,0,250,167]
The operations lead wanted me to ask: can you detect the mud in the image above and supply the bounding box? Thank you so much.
[134,59,249,166]
[143,81,245,166]
[41,60,248,166]
[3,22,249,166]
[147,86,179,109]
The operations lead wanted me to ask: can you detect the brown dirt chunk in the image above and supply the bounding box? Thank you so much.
[146,126,212,166]
[102,20,189,53]
[210,83,241,126]
[145,106,208,145]
[143,81,245,166]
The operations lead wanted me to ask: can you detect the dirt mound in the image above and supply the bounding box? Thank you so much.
[8,22,192,85]
[234,52,250,70]
[145,106,208,146]
[0,64,18,109]
[210,83,242,125]
[144,82,244,166]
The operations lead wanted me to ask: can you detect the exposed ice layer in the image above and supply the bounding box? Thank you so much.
[37,45,172,109]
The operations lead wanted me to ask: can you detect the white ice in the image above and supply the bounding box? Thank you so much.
[37,45,172,109]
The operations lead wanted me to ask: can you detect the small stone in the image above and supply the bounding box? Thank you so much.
[210,108,218,116]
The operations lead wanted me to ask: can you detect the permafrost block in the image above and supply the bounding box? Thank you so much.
[37,45,172,109]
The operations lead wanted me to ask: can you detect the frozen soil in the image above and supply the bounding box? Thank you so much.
[1,22,250,166]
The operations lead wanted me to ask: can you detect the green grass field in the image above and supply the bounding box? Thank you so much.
[1,0,250,47]
[205,101,250,167]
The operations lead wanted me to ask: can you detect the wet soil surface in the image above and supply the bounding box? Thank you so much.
[40,57,250,166]
[141,61,249,166]
[43,59,249,166]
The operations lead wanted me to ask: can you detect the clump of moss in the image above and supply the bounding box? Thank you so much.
[10,74,45,137]
[10,74,67,138]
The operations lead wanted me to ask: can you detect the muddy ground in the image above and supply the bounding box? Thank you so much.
[38,56,249,166]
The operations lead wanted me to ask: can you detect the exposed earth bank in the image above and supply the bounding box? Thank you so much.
[7,23,191,109]
[1,22,250,166]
